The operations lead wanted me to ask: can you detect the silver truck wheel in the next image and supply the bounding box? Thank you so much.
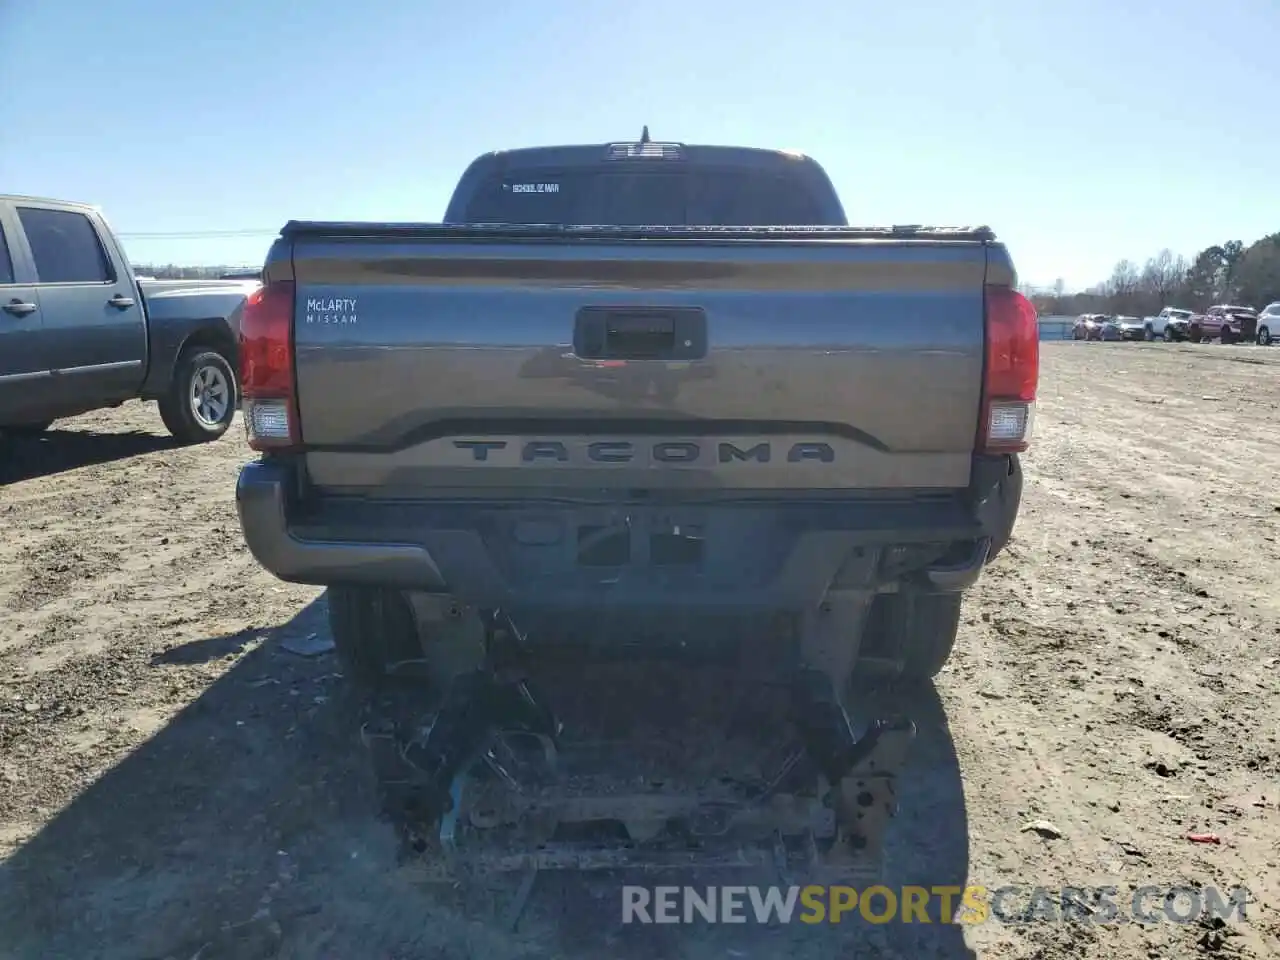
[1260,326,1272,346]
[191,363,231,428]
[159,347,237,443]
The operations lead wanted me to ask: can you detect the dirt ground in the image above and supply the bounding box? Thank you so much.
[1,341,1278,960]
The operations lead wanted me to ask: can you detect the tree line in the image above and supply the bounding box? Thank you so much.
[1026,231,1280,318]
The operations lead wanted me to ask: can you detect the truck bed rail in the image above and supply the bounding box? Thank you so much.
[279,221,997,243]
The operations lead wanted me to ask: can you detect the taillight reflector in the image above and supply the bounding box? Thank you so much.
[979,285,1039,454]
[239,280,298,451]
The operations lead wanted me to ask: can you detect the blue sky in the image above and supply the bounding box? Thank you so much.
[1,0,1275,290]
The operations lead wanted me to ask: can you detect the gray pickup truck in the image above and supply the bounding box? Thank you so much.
[0,195,256,443]
[235,135,1038,880]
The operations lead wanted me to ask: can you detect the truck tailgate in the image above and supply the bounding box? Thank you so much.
[288,226,996,495]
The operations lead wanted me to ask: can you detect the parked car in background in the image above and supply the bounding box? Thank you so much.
[1115,316,1146,340]
[1148,307,1194,341]
[1257,302,1278,345]
[1074,313,1107,340]
[0,195,256,442]
[1198,304,1258,343]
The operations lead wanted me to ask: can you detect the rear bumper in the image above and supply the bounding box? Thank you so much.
[236,457,1018,609]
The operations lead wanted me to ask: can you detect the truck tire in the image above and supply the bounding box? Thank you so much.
[159,347,237,444]
[1259,325,1272,346]
[326,586,424,692]
[871,591,964,682]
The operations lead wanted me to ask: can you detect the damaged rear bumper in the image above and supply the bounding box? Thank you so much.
[236,456,1019,607]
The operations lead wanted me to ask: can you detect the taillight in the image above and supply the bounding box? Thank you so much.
[979,285,1039,454]
[604,141,685,160]
[239,280,299,451]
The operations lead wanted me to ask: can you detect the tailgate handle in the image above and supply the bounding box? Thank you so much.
[605,315,674,357]
[574,306,706,361]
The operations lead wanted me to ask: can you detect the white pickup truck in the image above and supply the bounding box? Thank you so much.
[1147,307,1195,342]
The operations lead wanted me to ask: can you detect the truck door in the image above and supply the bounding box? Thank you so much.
[0,204,54,426]
[15,202,146,406]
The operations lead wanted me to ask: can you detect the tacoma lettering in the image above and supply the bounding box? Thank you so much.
[450,440,835,464]
[653,442,699,463]
[522,441,570,463]
[788,442,835,463]
[452,440,508,461]
[587,441,631,463]
[719,441,770,463]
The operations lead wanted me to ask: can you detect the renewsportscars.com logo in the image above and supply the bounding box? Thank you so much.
[621,885,1252,925]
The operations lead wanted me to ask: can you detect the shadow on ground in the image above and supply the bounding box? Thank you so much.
[150,629,262,667]
[0,596,973,960]
[0,428,175,485]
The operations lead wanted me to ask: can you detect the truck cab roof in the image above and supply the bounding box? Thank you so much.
[0,193,99,214]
